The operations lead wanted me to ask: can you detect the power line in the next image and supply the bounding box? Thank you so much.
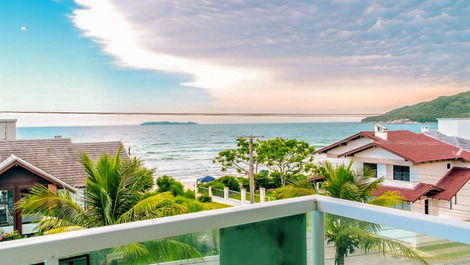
[0,110,384,117]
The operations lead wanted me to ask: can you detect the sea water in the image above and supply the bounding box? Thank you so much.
[17,122,436,183]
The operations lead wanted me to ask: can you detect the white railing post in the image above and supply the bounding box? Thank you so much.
[44,257,59,265]
[224,187,229,201]
[241,189,247,203]
[312,211,325,265]
[260,187,266,203]
[208,186,213,198]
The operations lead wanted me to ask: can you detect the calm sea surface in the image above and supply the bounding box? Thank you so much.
[17,122,437,183]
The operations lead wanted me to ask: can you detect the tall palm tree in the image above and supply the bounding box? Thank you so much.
[319,161,427,265]
[273,161,427,265]
[17,150,200,264]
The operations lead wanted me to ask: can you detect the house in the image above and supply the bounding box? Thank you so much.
[314,118,470,221]
[0,119,128,234]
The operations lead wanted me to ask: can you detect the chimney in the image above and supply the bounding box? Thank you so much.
[0,119,17,141]
[374,123,388,140]
[438,118,470,140]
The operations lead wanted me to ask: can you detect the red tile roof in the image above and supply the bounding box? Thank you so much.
[432,167,470,200]
[372,182,442,202]
[323,130,470,163]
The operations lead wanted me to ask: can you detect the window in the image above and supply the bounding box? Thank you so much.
[392,201,411,211]
[363,163,377,177]
[424,199,429,215]
[393,165,410,181]
[447,163,451,169]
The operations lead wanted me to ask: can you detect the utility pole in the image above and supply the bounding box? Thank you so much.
[238,135,263,204]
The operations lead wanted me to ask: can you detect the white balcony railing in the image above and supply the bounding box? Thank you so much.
[0,195,469,265]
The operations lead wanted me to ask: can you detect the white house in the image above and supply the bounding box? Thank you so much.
[314,118,470,222]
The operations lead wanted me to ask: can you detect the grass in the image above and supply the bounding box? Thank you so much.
[202,202,230,210]
[229,191,274,202]
[435,249,470,259]
[418,242,470,260]
[418,242,465,252]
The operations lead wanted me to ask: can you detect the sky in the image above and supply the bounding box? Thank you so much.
[0,0,469,126]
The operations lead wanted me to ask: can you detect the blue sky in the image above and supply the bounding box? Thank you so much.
[0,0,469,126]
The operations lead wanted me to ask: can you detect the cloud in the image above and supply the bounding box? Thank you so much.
[71,0,469,113]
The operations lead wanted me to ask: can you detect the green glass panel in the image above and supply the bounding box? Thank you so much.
[220,214,306,265]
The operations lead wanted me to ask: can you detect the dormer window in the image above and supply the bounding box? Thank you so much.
[393,165,410,181]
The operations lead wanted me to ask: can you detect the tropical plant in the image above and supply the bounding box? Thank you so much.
[319,161,426,265]
[273,161,426,264]
[17,150,200,263]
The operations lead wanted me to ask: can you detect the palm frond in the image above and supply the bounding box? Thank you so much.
[118,239,202,264]
[118,193,188,223]
[359,231,429,265]
[44,225,87,235]
[369,191,403,207]
[16,185,89,228]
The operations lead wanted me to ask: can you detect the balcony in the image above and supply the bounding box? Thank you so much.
[0,195,469,265]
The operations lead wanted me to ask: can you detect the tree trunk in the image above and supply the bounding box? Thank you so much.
[335,248,345,265]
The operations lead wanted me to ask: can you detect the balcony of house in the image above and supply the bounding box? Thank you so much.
[0,195,469,265]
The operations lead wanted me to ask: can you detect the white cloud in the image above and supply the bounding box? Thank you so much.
[71,0,469,113]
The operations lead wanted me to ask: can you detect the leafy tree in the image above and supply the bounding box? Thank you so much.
[213,138,261,175]
[257,138,315,186]
[17,151,200,263]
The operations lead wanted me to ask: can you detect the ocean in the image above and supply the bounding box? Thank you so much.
[17,122,437,183]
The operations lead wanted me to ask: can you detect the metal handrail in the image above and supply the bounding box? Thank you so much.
[0,195,468,265]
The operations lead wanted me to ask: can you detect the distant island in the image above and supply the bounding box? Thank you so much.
[141,121,198,125]
[362,91,470,123]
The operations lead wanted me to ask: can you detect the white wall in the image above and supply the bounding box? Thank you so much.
[0,119,17,140]
[353,147,405,161]
[438,118,470,139]
[326,137,373,156]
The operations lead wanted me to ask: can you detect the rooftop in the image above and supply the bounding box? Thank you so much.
[317,130,470,163]
[0,138,127,187]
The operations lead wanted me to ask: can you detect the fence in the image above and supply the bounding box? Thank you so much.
[1,195,468,265]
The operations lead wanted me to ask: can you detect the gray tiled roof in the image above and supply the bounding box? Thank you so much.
[0,138,128,187]
[424,130,470,151]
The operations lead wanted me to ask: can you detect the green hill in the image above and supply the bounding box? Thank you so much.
[362,91,470,123]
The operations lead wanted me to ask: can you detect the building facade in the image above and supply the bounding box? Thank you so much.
[314,119,470,222]
[0,120,128,234]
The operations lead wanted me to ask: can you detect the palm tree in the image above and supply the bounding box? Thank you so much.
[319,161,427,265]
[273,161,427,265]
[17,150,200,264]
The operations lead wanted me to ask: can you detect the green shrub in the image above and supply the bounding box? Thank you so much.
[156,175,185,196]
[208,182,225,190]
[238,177,249,189]
[198,194,212,203]
[254,171,271,189]
[174,196,204,212]
[216,176,240,191]
[184,189,196,199]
